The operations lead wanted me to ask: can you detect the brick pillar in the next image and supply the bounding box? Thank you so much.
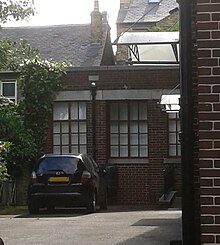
[197,0,220,243]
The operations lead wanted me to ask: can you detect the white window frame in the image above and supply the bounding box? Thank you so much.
[0,79,17,103]
[109,101,148,158]
[168,112,181,157]
[53,101,87,154]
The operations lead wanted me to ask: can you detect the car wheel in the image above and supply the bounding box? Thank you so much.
[28,201,39,215]
[87,191,96,213]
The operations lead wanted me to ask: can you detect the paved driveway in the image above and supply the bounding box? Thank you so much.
[0,207,182,245]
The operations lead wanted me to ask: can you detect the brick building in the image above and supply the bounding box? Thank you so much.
[0,0,180,207]
[115,0,179,63]
[45,66,180,206]
[179,0,220,244]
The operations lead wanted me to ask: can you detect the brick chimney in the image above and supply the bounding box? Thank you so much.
[91,0,103,42]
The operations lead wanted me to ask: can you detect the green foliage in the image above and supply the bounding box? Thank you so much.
[170,22,179,31]
[147,22,179,32]
[0,1,70,176]
[0,39,70,176]
[0,102,37,176]
[0,39,38,71]
[0,141,11,183]
[0,0,35,25]
[19,56,70,153]
[149,26,164,32]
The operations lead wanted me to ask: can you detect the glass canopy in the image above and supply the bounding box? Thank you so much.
[114,32,179,65]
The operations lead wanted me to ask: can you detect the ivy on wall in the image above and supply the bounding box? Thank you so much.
[0,39,70,176]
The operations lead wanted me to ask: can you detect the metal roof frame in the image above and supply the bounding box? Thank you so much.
[113,32,179,65]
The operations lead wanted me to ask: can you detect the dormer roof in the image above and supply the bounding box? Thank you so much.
[117,0,178,24]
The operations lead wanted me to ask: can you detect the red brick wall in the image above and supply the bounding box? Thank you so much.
[197,0,220,242]
[63,66,179,91]
[46,66,179,207]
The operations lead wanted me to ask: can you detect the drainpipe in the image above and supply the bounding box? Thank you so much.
[89,75,98,161]
[179,0,198,244]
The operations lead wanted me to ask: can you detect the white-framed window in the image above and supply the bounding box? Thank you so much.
[109,101,148,158]
[168,112,181,157]
[0,79,17,103]
[53,101,87,154]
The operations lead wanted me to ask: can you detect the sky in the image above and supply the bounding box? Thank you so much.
[3,0,120,41]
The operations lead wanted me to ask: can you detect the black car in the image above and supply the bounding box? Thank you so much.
[27,154,107,214]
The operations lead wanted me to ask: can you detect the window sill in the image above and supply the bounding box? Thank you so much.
[163,158,181,165]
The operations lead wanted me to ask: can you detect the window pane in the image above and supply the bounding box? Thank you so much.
[71,123,78,133]
[130,123,138,133]
[111,134,118,145]
[110,103,118,120]
[119,103,127,120]
[140,146,148,157]
[80,146,87,154]
[130,102,138,120]
[178,145,181,156]
[61,122,69,133]
[109,101,148,158]
[53,146,61,154]
[3,83,15,96]
[53,134,60,145]
[62,134,69,145]
[79,102,86,119]
[140,134,147,145]
[169,133,177,144]
[111,146,118,157]
[168,113,176,119]
[139,123,148,133]
[131,146,138,157]
[53,122,60,133]
[71,134,78,144]
[130,134,138,145]
[62,146,69,154]
[80,134,87,144]
[71,102,78,119]
[120,134,128,145]
[120,146,128,157]
[71,146,79,154]
[177,122,181,131]
[169,145,177,156]
[79,122,86,132]
[139,102,147,120]
[120,122,128,133]
[111,123,118,133]
[169,121,176,131]
[53,103,68,120]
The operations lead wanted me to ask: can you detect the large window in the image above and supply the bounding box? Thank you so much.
[0,80,17,103]
[53,102,87,154]
[110,101,148,158]
[168,113,181,157]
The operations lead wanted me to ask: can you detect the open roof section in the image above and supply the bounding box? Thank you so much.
[113,31,179,65]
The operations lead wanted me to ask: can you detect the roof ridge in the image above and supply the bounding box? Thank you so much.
[1,23,90,29]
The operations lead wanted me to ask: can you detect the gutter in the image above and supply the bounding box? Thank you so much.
[178,0,199,244]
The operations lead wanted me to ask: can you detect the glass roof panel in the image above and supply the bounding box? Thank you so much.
[130,44,179,62]
[116,32,179,45]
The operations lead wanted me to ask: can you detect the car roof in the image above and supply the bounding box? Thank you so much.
[40,153,94,162]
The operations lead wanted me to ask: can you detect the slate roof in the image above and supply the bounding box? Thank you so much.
[117,0,178,24]
[0,24,109,67]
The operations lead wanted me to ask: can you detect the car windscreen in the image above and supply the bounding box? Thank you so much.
[37,157,79,175]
